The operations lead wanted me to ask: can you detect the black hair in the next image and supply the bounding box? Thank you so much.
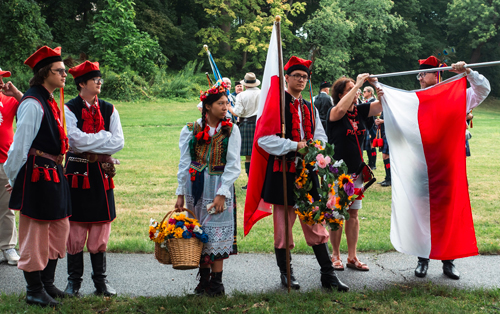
[198,92,230,145]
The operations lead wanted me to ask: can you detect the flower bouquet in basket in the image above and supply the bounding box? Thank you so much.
[294,140,360,230]
[148,208,208,269]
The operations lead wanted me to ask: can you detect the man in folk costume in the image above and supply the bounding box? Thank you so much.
[412,56,490,280]
[255,56,349,291]
[3,46,71,307]
[64,61,124,296]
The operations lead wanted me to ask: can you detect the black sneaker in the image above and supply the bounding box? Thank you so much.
[380,181,391,187]
[241,185,247,190]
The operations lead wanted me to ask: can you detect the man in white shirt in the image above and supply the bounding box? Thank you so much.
[229,72,261,189]
[64,61,124,297]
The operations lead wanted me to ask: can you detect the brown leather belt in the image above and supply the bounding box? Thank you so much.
[68,149,120,165]
[28,148,64,165]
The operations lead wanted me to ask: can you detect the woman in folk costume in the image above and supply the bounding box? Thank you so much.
[3,46,71,307]
[63,61,124,297]
[175,81,241,296]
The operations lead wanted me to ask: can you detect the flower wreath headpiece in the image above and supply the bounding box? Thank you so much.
[200,81,229,101]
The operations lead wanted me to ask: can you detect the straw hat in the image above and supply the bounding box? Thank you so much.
[240,72,260,87]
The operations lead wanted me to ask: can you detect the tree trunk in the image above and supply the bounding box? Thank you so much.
[220,0,231,52]
[242,50,247,69]
[470,43,484,63]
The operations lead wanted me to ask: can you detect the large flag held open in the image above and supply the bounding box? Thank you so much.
[380,74,478,260]
[243,22,282,236]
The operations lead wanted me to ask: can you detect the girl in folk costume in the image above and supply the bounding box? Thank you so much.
[175,82,241,296]
[63,61,124,297]
[3,46,71,307]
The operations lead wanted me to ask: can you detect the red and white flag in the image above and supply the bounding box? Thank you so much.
[380,74,478,260]
[244,23,283,236]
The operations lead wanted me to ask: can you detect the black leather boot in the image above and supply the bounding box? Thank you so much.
[90,252,116,296]
[206,271,225,297]
[64,252,84,297]
[275,248,300,290]
[194,267,211,295]
[41,259,67,298]
[442,260,460,280]
[415,257,429,278]
[24,271,59,307]
[312,243,349,292]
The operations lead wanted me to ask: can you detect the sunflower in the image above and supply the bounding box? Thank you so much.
[335,196,342,209]
[338,174,353,189]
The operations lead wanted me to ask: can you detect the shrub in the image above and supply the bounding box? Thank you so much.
[149,61,207,99]
[99,66,149,102]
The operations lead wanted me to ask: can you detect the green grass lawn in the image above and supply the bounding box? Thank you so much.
[104,96,500,255]
[1,284,499,313]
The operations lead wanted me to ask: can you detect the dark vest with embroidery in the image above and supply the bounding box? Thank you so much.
[9,85,72,220]
[261,92,320,205]
[64,96,116,223]
[188,121,232,175]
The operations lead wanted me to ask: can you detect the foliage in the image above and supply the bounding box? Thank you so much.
[0,0,53,66]
[148,61,207,99]
[294,140,355,231]
[195,0,306,72]
[99,66,149,102]
[88,0,166,76]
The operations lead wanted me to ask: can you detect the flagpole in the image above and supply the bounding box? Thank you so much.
[370,60,500,78]
[275,15,291,293]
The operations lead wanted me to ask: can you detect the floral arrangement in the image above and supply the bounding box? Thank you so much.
[149,212,209,248]
[294,140,359,231]
[199,81,228,101]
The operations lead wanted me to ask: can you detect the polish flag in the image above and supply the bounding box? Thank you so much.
[244,23,282,236]
[380,74,478,260]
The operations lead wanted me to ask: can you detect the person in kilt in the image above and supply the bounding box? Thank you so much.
[63,61,124,297]
[229,72,260,189]
[175,81,241,297]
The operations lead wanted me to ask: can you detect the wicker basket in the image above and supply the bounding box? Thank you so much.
[154,242,171,264]
[165,208,204,270]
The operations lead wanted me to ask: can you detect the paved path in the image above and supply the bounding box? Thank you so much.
[1,252,499,296]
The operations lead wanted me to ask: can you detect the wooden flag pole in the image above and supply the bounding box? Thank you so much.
[275,15,291,293]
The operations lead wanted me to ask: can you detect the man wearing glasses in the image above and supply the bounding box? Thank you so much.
[64,61,124,297]
[413,56,490,280]
[4,46,71,307]
[257,56,349,292]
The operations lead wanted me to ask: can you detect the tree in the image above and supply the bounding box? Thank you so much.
[195,0,306,72]
[301,0,353,82]
[0,0,52,66]
[88,0,166,75]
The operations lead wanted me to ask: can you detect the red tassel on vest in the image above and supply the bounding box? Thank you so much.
[52,169,60,183]
[43,168,51,181]
[31,168,40,182]
[103,176,109,190]
[83,176,90,189]
[72,174,79,188]
[109,177,115,189]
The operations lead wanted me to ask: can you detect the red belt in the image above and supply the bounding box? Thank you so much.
[28,148,64,165]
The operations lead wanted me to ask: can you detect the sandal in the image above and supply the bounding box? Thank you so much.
[346,256,369,271]
[331,255,344,271]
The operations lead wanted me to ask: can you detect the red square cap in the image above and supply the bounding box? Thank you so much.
[24,46,63,73]
[69,61,102,85]
[284,56,312,75]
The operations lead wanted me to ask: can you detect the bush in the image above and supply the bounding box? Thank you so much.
[100,66,149,102]
[149,61,207,99]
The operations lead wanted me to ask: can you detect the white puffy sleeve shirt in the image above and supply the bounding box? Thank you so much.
[64,100,124,155]
[258,107,327,156]
[176,119,242,199]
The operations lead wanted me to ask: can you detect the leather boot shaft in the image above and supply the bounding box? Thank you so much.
[24,271,59,307]
[90,252,117,296]
[41,259,67,298]
[64,252,84,297]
